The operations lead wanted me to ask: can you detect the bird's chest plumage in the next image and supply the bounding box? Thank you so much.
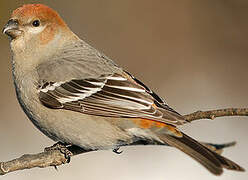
[12,66,133,149]
[12,68,51,136]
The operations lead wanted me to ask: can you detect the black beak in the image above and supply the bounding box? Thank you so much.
[2,19,21,39]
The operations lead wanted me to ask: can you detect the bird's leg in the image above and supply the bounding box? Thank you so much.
[113,147,123,154]
[44,142,73,163]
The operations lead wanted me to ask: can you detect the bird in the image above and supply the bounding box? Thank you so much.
[2,4,244,175]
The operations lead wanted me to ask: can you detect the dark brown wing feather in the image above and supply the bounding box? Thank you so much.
[158,132,244,175]
[38,72,186,125]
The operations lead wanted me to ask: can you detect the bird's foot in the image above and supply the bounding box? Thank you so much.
[44,142,73,163]
[113,147,123,154]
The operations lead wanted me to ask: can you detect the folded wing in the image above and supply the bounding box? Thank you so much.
[39,72,186,125]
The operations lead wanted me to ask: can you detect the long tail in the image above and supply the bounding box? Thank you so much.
[158,132,244,175]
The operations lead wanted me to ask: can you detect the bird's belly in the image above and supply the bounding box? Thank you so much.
[13,73,132,150]
[20,92,132,150]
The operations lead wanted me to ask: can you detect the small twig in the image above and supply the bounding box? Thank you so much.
[0,108,247,175]
[184,108,248,122]
[0,146,88,175]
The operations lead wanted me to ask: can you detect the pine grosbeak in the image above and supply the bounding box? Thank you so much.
[2,4,244,175]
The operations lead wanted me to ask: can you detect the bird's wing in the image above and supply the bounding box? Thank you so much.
[38,71,186,126]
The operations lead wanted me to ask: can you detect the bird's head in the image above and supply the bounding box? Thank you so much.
[3,4,77,54]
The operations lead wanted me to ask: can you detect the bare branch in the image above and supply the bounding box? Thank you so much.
[184,108,248,122]
[1,108,247,175]
[0,146,89,175]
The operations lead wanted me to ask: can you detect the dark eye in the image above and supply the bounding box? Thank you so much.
[32,20,40,27]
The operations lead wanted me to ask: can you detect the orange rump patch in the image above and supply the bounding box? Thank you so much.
[132,118,182,137]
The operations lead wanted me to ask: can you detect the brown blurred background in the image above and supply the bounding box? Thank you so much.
[0,0,248,180]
